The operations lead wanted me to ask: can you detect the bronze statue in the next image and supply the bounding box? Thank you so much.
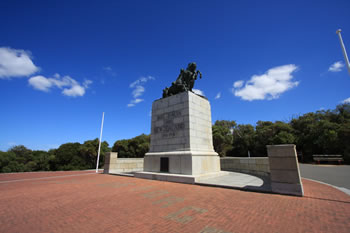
[163,62,202,98]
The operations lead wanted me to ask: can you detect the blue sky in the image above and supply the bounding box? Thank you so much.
[1,0,349,151]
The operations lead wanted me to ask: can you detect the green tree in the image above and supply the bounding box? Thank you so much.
[290,104,350,162]
[0,151,16,172]
[212,120,236,157]
[80,138,110,168]
[8,145,33,165]
[112,139,131,157]
[32,150,52,171]
[112,134,150,158]
[230,124,255,157]
[255,121,295,156]
[53,142,83,170]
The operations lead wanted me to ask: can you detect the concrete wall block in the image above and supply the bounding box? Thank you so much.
[169,156,181,173]
[108,164,118,170]
[248,163,257,171]
[269,157,298,170]
[267,144,297,158]
[248,159,257,165]
[127,163,137,169]
[270,169,301,184]
[109,158,118,164]
[103,163,110,173]
[240,159,249,164]
[271,182,304,196]
[180,155,192,175]
[233,163,241,169]
[231,159,240,164]
[240,163,249,170]
[256,164,269,172]
[266,144,303,196]
[255,158,268,164]
[224,162,230,169]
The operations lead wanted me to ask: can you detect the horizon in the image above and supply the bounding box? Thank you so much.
[1,0,350,151]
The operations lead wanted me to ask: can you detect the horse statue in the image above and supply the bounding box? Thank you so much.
[162,62,202,98]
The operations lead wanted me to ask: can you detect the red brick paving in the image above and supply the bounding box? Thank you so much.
[0,172,349,233]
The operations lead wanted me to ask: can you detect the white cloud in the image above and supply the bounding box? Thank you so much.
[62,85,85,97]
[28,74,92,97]
[127,99,144,108]
[0,47,39,79]
[233,80,244,88]
[232,64,299,101]
[128,76,155,107]
[342,97,350,104]
[130,76,155,88]
[215,92,221,99]
[28,76,53,92]
[193,89,205,96]
[329,61,344,72]
[133,98,144,104]
[132,85,145,98]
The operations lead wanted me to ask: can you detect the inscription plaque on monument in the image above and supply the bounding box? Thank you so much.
[153,110,185,138]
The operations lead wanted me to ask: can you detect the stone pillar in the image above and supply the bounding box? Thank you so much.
[141,91,220,176]
[267,144,304,196]
[103,152,118,174]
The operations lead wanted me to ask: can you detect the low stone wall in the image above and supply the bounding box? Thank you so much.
[104,152,144,174]
[220,157,270,177]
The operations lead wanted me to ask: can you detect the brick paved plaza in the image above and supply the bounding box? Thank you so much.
[0,171,349,233]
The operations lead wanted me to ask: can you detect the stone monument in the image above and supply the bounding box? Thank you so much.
[135,63,222,183]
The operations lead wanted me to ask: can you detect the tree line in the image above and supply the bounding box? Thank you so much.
[1,103,349,173]
[0,139,109,173]
[212,103,350,163]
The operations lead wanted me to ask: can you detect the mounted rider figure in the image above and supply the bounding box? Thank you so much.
[163,62,202,98]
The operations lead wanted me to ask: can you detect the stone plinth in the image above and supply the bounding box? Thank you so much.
[136,91,221,183]
[103,152,118,174]
[267,144,304,196]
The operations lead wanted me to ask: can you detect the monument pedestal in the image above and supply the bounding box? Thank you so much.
[135,91,222,183]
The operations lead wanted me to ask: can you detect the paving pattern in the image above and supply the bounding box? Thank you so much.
[0,171,349,233]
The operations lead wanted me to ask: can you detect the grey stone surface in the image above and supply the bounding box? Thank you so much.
[267,144,304,196]
[149,91,214,153]
[142,91,220,177]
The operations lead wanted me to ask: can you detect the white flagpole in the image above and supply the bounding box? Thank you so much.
[96,112,105,173]
[336,29,350,76]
